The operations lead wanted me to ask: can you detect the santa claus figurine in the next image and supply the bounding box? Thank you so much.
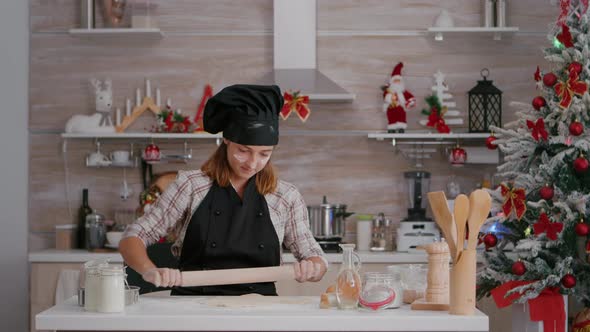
[382,62,416,133]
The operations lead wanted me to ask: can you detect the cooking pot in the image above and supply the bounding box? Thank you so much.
[307,203,353,240]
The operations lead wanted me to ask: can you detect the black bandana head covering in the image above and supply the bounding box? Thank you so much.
[203,84,283,146]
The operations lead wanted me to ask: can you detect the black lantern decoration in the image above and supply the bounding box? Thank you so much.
[468,68,502,133]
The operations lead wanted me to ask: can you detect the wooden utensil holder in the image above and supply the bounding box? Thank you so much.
[450,249,476,315]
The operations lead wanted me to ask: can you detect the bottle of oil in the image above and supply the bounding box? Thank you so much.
[336,243,361,309]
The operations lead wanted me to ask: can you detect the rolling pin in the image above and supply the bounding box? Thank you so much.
[180,265,294,287]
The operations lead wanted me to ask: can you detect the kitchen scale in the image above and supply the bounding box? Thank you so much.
[396,171,440,252]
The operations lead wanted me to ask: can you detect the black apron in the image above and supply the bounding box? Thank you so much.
[172,177,281,296]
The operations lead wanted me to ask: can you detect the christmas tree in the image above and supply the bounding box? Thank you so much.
[477,1,590,307]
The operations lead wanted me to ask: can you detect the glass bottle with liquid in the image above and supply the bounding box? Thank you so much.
[336,243,362,309]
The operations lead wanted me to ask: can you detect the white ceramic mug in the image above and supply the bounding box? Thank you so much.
[111,150,130,164]
[88,152,110,166]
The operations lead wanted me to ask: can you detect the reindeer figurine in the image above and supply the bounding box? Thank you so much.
[65,78,115,133]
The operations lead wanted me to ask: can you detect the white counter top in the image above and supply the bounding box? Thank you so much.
[29,249,436,264]
[36,295,488,331]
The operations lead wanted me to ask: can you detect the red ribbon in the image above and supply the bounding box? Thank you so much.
[491,281,565,332]
[500,184,527,220]
[281,91,311,122]
[557,24,574,48]
[573,319,590,332]
[534,66,542,82]
[533,212,564,241]
[558,0,571,25]
[527,118,548,142]
[555,70,588,109]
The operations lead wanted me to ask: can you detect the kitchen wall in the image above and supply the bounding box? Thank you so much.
[29,0,554,249]
[1,0,29,330]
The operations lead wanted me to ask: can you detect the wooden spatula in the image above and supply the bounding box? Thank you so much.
[466,189,492,250]
[453,194,469,261]
[427,191,457,261]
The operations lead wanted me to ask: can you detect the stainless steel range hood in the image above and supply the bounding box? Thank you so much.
[258,0,355,103]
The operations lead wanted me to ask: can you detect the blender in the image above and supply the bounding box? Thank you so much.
[396,171,440,252]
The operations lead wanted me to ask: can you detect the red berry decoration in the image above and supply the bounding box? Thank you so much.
[539,184,554,200]
[569,120,584,136]
[512,261,526,276]
[483,233,498,249]
[486,135,498,150]
[561,274,576,289]
[543,72,558,87]
[532,96,547,110]
[574,155,589,174]
[575,219,590,236]
[569,61,583,75]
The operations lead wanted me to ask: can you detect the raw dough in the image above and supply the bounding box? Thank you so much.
[207,294,315,308]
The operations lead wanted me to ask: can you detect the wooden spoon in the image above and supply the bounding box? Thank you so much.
[427,191,457,261]
[453,194,470,261]
[466,189,492,250]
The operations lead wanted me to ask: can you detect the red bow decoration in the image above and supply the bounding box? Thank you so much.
[557,24,574,48]
[281,91,311,122]
[193,84,213,132]
[491,281,565,332]
[527,118,548,141]
[533,212,563,241]
[426,107,450,133]
[500,184,527,220]
[534,66,541,82]
[555,70,588,109]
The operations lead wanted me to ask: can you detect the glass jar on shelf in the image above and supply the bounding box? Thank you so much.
[86,209,106,250]
[370,213,393,251]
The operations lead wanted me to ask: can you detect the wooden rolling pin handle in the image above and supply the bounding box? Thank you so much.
[180,265,295,287]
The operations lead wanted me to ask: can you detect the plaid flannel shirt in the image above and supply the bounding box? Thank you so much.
[123,170,327,267]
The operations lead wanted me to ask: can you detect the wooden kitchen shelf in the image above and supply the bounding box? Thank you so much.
[369,131,490,143]
[427,27,519,41]
[68,28,164,39]
[62,132,221,139]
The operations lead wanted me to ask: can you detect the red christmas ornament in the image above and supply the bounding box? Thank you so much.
[574,155,589,174]
[532,96,547,110]
[569,61,583,75]
[144,143,160,162]
[561,274,576,289]
[512,261,526,276]
[569,120,584,136]
[486,135,498,150]
[575,220,590,236]
[539,184,554,200]
[449,145,467,166]
[483,233,498,249]
[543,72,558,87]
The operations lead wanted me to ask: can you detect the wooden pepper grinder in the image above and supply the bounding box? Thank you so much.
[411,240,450,311]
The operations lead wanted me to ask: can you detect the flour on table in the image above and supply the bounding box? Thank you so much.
[206,294,315,308]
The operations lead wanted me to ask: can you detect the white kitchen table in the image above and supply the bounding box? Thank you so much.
[36,294,488,332]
